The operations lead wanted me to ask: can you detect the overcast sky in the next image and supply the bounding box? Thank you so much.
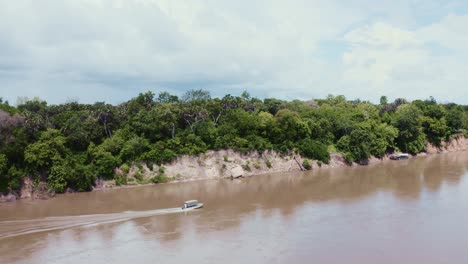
[1,0,468,105]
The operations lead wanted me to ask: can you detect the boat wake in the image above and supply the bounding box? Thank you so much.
[0,207,192,240]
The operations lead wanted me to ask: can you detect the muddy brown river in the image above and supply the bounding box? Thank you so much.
[1,152,468,264]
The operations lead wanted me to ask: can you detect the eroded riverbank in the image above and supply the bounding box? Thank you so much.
[96,135,468,189]
[2,136,467,202]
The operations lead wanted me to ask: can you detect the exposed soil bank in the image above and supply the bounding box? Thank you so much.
[2,136,467,202]
[0,178,55,203]
[97,135,468,189]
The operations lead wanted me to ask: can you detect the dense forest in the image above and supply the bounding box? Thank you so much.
[1,91,467,194]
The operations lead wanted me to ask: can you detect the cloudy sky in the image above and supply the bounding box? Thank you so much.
[1,0,468,105]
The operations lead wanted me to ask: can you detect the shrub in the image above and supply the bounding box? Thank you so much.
[47,155,95,192]
[265,158,272,168]
[134,172,143,181]
[71,163,95,192]
[342,152,354,164]
[245,135,273,153]
[47,164,67,193]
[0,165,23,193]
[253,160,261,169]
[89,148,119,179]
[115,175,127,186]
[298,139,330,163]
[151,174,170,184]
[136,163,143,170]
[302,159,312,170]
[121,164,130,174]
[142,148,177,165]
[147,161,154,171]
[242,162,251,172]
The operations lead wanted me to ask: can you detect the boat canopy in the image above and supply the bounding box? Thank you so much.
[184,200,198,204]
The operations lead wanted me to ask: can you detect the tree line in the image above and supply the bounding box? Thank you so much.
[0,92,467,194]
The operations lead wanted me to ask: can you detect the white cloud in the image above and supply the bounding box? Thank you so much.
[345,22,421,48]
[418,14,468,55]
[341,13,468,103]
[343,22,428,86]
[0,0,357,103]
[0,0,467,104]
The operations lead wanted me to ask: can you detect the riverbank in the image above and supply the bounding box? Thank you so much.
[88,135,468,190]
[2,136,467,203]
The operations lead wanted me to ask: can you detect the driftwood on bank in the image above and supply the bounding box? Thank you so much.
[293,156,306,171]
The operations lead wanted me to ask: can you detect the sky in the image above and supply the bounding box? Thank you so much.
[1,0,468,105]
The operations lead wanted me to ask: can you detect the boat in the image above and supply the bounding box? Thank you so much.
[389,153,410,160]
[181,200,204,210]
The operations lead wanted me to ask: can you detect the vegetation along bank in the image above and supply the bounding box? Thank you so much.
[0,91,467,201]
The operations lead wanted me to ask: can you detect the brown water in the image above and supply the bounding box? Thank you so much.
[1,152,468,264]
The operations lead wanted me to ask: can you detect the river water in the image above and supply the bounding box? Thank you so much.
[1,152,468,264]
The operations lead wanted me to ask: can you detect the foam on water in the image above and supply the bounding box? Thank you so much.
[0,207,194,239]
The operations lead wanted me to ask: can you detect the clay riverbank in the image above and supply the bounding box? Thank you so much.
[95,135,468,189]
[2,136,467,202]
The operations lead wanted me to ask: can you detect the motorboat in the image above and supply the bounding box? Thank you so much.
[389,153,410,160]
[182,200,204,210]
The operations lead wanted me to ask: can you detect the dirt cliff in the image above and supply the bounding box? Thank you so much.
[3,136,467,201]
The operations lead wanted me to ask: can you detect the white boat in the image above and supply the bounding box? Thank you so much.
[389,153,410,160]
[182,200,204,210]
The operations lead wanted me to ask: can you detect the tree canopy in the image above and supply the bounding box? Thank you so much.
[0,91,467,194]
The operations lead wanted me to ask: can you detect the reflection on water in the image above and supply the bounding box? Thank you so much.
[1,152,468,263]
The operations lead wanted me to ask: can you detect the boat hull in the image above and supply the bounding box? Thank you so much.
[182,203,204,210]
[390,156,409,160]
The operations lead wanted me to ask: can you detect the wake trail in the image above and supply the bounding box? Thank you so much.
[0,207,192,239]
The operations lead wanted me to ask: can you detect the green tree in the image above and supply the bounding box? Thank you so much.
[119,136,150,162]
[392,104,426,153]
[48,154,95,192]
[422,116,449,146]
[380,96,388,105]
[372,122,399,156]
[337,127,373,162]
[194,121,218,148]
[182,89,211,102]
[446,106,465,131]
[1,165,24,193]
[337,121,398,161]
[0,154,6,173]
[157,91,179,103]
[0,154,8,192]
[53,111,103,151]
[298,139,330,163]
[262,98,285,115]
[275,109,311,144]
[152,103,180,139]
[128,109,161,141]
[24,129,68,177]
[89,144,120,179]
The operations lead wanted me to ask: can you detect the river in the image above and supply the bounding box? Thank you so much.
[1,152,468,263]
